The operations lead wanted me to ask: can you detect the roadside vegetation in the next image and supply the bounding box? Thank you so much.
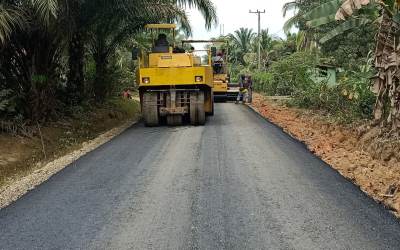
[227,0,400,215]
[222,0,400,126]
[0,0,216,125]
[2,0,400,207]
[0,0,216,186]
[0,99,140,186]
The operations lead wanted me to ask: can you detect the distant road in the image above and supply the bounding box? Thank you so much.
[1,103,400,250]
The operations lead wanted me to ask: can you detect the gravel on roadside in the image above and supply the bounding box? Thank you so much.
[0,119,138,209]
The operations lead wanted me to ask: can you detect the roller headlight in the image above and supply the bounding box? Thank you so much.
[195,76,203,82]
[142,77,150,84]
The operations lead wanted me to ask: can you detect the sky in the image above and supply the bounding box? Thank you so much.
[186,0,292,40]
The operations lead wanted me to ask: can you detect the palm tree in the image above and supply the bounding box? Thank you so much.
[0,1,59,44]
[282,0,302,34]
[229,28,256,65]
[0,0,217,120]
[252,29,274,68]
[87,0,194,100]
[175,0,217,29]
[65,0,217,102]
[282,0,322,51]
[258,29,273,53]
[0,0,63,120]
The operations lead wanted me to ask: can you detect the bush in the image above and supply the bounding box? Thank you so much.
[251,51,375,122]
[253,52,317,96]
[289,70,375,122]
[252,71,273,93]
[229,64,246,83]
[0,89,16,115]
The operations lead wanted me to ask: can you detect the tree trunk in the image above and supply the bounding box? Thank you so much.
[94,52,109,102]
[372,11,400,130]
[67,32,85,105]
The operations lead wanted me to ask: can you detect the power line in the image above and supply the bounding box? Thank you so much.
[249,9,266,70]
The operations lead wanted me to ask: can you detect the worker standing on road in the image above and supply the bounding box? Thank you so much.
[236,75,249,104]
[247,75,253,103]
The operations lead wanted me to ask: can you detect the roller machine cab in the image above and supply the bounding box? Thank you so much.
[182,40,238,102]
[133,24,214,126]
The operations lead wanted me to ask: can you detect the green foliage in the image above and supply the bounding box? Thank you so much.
[253,52,317,96]
[0,0,217,124]
[108,98,141,118]
[319,18,371,44]
[228,63,246,82]
[269,33,297,60]
[0,89,16,114]
[289,66,375,122]
[320,25,376,70]
[228,28,256,66]
[252,71,273,93]
[251,48,375,121]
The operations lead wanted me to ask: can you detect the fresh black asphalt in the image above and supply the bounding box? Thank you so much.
[1,103,400,249]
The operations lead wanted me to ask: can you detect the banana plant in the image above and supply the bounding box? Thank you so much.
[288,0,400,128]
[333,0,400,128]
[303,0,378,44]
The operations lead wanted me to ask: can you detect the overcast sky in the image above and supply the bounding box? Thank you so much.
[187,0,292,40]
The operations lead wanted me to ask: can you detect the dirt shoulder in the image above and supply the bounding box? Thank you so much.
[250,93,400,217]
[0,98,140,209]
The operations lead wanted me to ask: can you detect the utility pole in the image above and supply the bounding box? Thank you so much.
[249,9,265,70]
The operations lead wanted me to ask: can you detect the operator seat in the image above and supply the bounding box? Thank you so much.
[153,33,169,53]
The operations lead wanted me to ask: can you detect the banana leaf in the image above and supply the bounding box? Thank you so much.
[320,17,370,43]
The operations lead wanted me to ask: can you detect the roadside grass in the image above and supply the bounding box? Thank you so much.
[0,99,140,187]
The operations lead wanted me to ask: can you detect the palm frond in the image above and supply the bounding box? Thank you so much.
[320,17,370,43]
[303,0,341,20]
[30,0,59,26]
[282,1,298,17]
[175,0,217,29]
[0,4,26,44]
[283,14,300,35]
[306,14,336,28]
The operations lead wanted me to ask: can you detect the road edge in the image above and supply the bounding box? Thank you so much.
[246,103,400,219]
[0,119,139,210]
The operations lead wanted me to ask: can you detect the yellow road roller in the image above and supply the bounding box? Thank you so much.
[182,40,235,102]
[210,42,230,101]
[133,24,214,126]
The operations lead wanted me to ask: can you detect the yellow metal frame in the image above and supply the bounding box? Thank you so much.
[135,24,214,116]
[138,66,213,88]
[145,24,177,29]
[213,74,228,93]
[180,39,231,95]
[137,31,214,89]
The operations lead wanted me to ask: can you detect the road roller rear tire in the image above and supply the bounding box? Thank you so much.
[167,115,183,126]
[190,91,206,126]
[207,91,214,116]
[197,92,206,125]
[143,92,159,127]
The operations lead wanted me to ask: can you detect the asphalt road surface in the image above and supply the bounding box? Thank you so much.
[1,103,400,250]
